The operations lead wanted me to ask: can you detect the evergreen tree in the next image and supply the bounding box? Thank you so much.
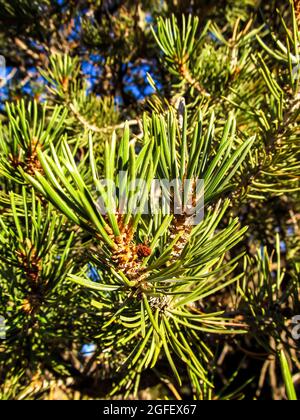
[0,0,299,400]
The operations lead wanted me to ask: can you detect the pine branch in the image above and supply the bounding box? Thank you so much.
[178,61,211,97]
[69,103,139,133]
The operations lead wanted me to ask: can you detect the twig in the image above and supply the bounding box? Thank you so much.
[179,61,210,98]
[69,103,139,133]
[0,68,17,88]
[255,359,271,399]
[294,0,300,26]
[14,38,41,61]
[153,369,182,400]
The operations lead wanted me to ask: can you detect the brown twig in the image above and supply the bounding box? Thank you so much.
[179,61,210,98]
[294,0,300,26]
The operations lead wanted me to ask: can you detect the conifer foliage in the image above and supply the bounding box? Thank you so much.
[0,0,299,400]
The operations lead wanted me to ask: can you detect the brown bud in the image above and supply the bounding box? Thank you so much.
[136,244,152,259]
